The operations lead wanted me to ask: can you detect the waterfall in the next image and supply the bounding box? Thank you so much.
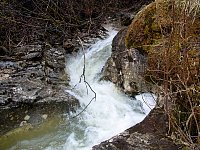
[61,28,156,150]
[8,27,156,150]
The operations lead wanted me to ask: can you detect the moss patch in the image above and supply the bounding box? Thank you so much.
[125,2,162,51]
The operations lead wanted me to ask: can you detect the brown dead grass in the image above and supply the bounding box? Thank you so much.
[126,0,200,147]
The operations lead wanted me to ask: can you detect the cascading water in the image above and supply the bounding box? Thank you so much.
[7,27,156,150]
[61,28,156,150]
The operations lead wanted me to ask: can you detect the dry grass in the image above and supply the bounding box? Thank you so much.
[147,0,200,147]
[125,0,200,147]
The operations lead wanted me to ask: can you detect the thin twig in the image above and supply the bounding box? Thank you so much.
[70,36,96,119]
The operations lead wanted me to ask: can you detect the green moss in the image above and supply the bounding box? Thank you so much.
[151,22,160,32]
[125,2,163,52]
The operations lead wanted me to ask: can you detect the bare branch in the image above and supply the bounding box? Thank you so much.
[70,36,96,119]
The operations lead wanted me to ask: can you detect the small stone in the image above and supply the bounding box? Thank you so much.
[24,115,30,121]
[4,74,9,78]
[20,121,27,126]
[42,114,48,120]
[109,139,113,142]
[0,74,10,80]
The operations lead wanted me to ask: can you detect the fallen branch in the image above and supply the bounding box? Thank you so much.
[71,36,96,119]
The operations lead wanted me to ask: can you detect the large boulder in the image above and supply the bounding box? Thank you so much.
[101,28,149,95]
[92,108,183,150]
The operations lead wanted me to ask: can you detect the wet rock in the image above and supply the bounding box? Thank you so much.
[42,46,70,84]
[101,28,149,95]
[0,44,78,135]
[41,114,48,120]
[24,115,30,121]
[0,44,71,105]
[43,47,65,69]
[0,66,78,134]
[14,45,43,61]
[92,108,183,150]
[19,121,28,127]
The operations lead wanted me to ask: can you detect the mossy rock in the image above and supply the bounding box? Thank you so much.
[125,0,200,146]
[125,2,162,51]
[126,0,200,53]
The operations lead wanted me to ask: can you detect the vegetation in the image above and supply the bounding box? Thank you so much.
[0,0,147,55]
[126,0,199,148]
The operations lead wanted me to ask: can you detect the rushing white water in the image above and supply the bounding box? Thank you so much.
[8,27,156,150]
[61,28,156,150]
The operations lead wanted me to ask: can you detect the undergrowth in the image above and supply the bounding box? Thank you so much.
[0,0,150,55]
[145,0,200,148]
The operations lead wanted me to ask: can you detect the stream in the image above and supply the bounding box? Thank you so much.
[5,27,156,150]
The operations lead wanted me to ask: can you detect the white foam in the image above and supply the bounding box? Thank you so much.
[61,29,156,150]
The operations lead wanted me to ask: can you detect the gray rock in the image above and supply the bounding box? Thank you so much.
[14,45,42,61]
[92,108,183,150]
[101,28,149,95]
[43,47,65,69]
[0,44,77,135]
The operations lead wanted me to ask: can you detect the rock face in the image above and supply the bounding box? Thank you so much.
[0,44,79,135]
[101,28,148,95]
[92,108,182,150]
[0,45,71,107]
